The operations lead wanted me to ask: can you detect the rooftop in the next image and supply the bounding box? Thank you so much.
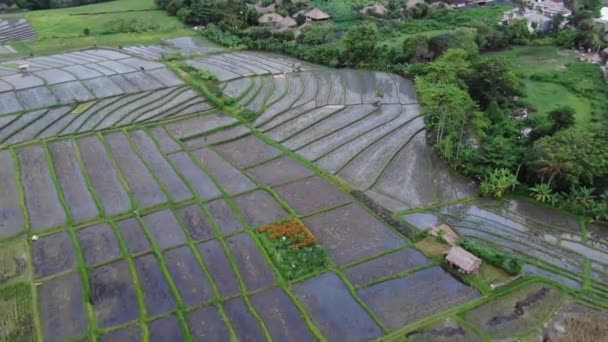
[446,247,482,273]
[305,8,331,20]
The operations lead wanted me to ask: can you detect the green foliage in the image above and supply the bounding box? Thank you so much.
[548,106,576,132]
[412,228,430,242]
[530,128,608,187]
[299,22,336,45]
[402,34,433,63]
[195,69,219,82]
[563,185,596,213]
[530,183,558,204]
[341,21,380,66]
[459,238,523,275]
[466,57,521,109]
[101,18,162,34]
[480,168,519,198]
[258,229,329,281]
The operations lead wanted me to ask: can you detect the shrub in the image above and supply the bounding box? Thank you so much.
[258,219,329,280]
[530,183,557,204]
[480,168,518,198]
[195,69,218,82]
[459,238,523,275]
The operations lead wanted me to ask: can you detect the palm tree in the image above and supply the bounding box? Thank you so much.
[537,158,562,186]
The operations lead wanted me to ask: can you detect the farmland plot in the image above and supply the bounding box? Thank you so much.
[0,18,37,44]
[2,41,606,341]
[0,49,214,147]
[0,107,482,340]
[201,56,477,209]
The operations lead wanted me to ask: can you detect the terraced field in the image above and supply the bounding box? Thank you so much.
[123,36,225,61]
[0,48,213,147]
[0,18,37,44]
[200,53,477,210]
[0,42,607,341]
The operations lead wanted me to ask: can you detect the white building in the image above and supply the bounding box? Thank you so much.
[500,0,571,32]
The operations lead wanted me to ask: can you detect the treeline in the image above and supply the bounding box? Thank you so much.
[6,0,112,10]
[415,48,608,221]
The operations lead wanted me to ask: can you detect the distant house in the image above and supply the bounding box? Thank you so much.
[305,8,330,21]
[259,13,285,25]
[360,3,388,16]
[249,2,276,14]
[500,1,570,32]
[278,16,298,28]
[532,0,572,17]
[446,247,482,274]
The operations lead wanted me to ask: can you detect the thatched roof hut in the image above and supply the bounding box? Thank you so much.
[305,8,330,21]
[360,3,388,15]
[446,247,482,274]
[259,13,285,24]
[278,16,298,28]
[430,223,459,246]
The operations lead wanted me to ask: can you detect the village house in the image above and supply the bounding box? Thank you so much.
[247,2,276,14]
[500,0,571,33]
[304,8,330,21]
[258,12,284,25]
[278,16,298,28]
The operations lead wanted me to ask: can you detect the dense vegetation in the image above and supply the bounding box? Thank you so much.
[156,0,608,221]
[459,238,523,275]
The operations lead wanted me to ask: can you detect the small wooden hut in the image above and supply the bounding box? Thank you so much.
[446,246,482,274]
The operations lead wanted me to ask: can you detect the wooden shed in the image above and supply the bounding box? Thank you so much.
[446,246,482,274]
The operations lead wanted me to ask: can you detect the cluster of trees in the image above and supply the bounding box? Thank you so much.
[7,0,111,9]
[416,48,608,220]
[155,0,258,28]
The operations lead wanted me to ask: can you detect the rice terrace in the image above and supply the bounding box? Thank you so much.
[0,0,608,341]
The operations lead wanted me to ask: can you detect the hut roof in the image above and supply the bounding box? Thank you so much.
[305,8,330,20]
[430,223,459,246]
[259,13,285,24]
[446,247,482,273]
[254,3,276,14]
[278,16,298,27]
[360,3,388,15]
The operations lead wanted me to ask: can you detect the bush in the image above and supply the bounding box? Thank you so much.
[480,168,518,198]
[459,238,523,275]
[101,19,162,35]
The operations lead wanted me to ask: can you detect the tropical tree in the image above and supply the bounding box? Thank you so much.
[548,106,575,133]
[530,129,608,187]
[341,22,380,66]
